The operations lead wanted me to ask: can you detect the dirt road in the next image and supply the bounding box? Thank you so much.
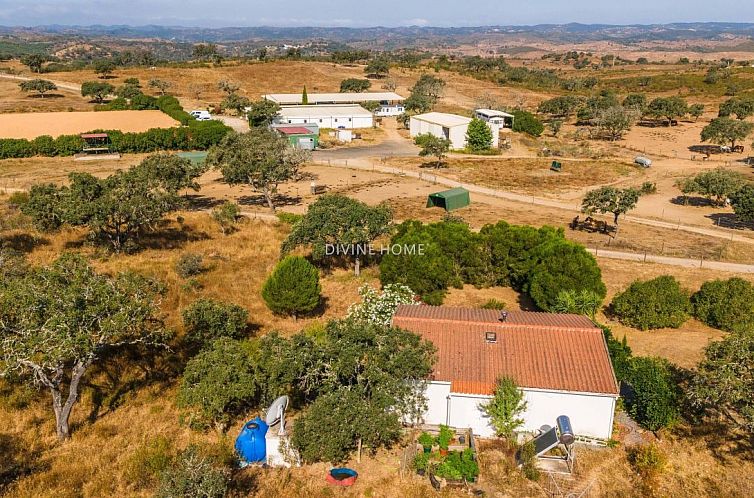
[315,158,754,246]
[0,73,82,93]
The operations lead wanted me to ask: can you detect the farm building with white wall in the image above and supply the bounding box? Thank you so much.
[392,305,619,440]
[273,104,374,129]
[409,112,472,150]
[264,92,405,117]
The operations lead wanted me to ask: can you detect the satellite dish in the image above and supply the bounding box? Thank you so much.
[265,395,289,435]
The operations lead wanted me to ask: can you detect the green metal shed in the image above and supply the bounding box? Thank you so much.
[426,187,471,211]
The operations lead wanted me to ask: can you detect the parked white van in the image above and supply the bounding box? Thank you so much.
[190,110,212,121]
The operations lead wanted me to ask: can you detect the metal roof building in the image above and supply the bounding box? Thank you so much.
[274,104,374,129]
[264,92,405,105]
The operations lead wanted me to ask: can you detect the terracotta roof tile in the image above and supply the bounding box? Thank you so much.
[392,305,618,396]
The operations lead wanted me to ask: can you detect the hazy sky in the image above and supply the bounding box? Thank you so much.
[1,0,753,27]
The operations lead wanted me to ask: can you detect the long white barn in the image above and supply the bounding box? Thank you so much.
[273,104,374,129]
[392,305,619,440]
[264,92,405,117]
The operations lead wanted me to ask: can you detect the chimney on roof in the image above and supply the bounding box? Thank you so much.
[499,311,508,322]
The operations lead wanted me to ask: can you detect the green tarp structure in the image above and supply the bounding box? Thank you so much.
[426,187,471,211]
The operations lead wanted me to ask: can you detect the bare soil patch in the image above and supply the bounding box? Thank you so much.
[0,110,178,139]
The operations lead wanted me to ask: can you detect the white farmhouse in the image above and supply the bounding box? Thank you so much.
[409,112,473,150]
[264,92,405,117]
[274,104,374,129]
[392,305,619,440]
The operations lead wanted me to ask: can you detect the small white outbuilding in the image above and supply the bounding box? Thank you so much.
[392,305,619,440]
[274,104,374,129]
[409,112,472,150]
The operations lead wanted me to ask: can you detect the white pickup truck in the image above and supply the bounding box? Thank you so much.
[189,110,212,121]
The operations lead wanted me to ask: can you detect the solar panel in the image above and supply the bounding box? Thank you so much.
[533,427,560,457]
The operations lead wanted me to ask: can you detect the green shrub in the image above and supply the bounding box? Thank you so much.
[465,117,493,151]
[0,138,34,159]
[611,276,690,330]
[413,451,430,472]
[437,424,454,450]
[417,432,435,448]
[211,201,240,235]
[481,299,506,310]
[527,239,606,311]
[261,256,321,318]
[628,443,667,479]
[602,326,632,382]
[519,440,540,481]
[52,134,84,156]
[175,253,205,278]
[177,338,257,429]
[125,436,174,489]
[156,445,228,498]
[436,449,479,481]
[692,278,754,332]
[512,110,544,137]
[157,95,193,125]
[276,212,303,225]
[625,357,679,431]
[182,299,248,348]
[291,387,401,464]
[30,135,56,156]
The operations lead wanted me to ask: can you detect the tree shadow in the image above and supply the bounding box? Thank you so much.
[0,433,48,492]
[28,93,65,99]
[419,161,447,169]
[515,293,539,311]
[706,213,754,231]
[1,233,49,253]
[82,343,181,426]
[669,195,715,207]
[184,194,224,211]
[137,225,212,251]
[238,194,302,208]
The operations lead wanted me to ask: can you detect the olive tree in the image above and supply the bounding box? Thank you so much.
[93,60,116,78]
[281,194,392,275]
[346,283,417,326]
[148,78,172,96]
[595,106,638,141]
[18,79,57,97]
[207,129,308,212]
[581,186,640,225]
[246,99,281,128]
[415,133,451,168]
[678,168,746,206]
[731,185,754,223]
[701,117,754,149]
[0,254,168,439]
[23,161,185,252]
[687,329,754,434]
[20,54,45,73]
[81,81,115,103]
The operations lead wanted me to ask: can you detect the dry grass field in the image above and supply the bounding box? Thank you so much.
[2,56,754,497]
[0,78,92,114]
[0,110,178,139]
[386,156,640,195]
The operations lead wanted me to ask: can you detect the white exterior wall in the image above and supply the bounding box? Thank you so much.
[375,104,405,117]
[409,117,468,150]
[275,114,373,129]
[421,382,616,440]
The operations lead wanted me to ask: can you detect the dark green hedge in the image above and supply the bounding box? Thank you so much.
[0,94,228,159]
[0,121,230,159]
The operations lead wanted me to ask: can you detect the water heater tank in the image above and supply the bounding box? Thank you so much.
[235,417,268,464]
[556,415,575,445]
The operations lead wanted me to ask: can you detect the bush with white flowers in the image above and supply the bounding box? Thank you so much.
[347,284,418,326]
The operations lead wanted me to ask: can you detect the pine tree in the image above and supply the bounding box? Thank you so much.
[261,256,321,318]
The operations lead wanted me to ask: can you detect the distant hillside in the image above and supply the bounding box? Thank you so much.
[1,22,754,44]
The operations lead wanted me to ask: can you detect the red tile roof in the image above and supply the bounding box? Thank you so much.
[392,305,618,397]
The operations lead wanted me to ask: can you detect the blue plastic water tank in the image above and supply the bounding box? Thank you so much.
[235,417,268,464]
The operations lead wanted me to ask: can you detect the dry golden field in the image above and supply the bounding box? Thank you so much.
[0,110,178,139]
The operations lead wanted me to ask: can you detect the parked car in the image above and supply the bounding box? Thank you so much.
[634,156,652,168]
[190,110,212,121]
